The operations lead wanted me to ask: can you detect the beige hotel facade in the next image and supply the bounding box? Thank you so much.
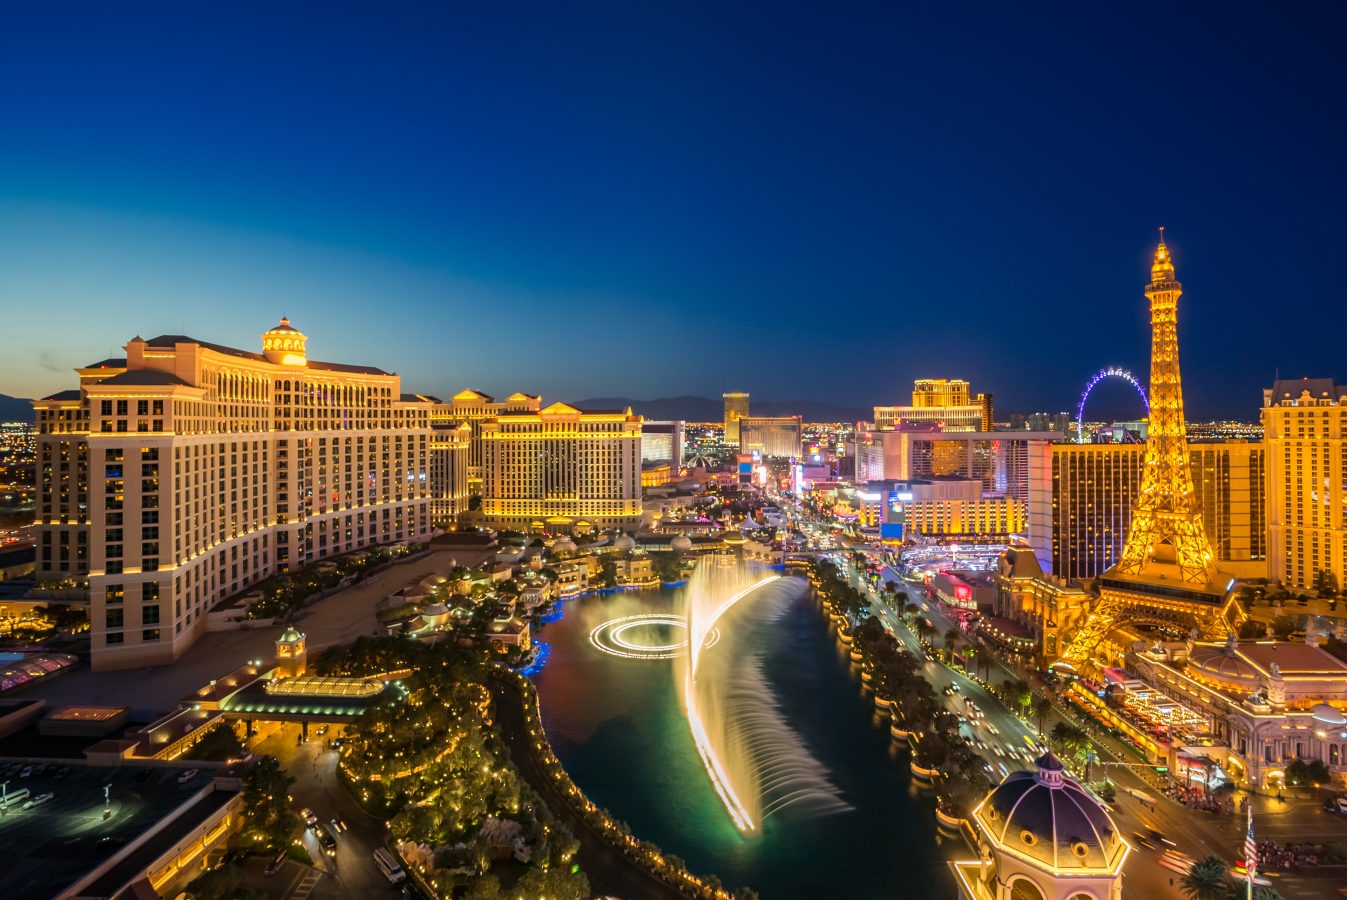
[480,402,643,533]
[34,319,434,671]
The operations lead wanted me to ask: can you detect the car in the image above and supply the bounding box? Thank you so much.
[950,683,960,693]
[986,723,1000,736]
[265,850,287,876]
[18,766,32,779]
[177,769,200,784]
[1146,829,1177,847]
[1131,832,1157,850]
[22,792,54,810]
[315,725,329,737]
[300,807,319,827]
[316,823,338,856]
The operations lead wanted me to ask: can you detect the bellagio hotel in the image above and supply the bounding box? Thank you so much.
[34,318,433,670]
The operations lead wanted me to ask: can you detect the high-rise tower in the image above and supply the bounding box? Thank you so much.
[1057,235,1243,670]
[1112,233,1217,585]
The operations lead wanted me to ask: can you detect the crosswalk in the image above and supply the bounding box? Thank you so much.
[289,868,323,900]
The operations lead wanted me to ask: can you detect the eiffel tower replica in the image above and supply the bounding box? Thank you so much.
[1057,233,1244,671]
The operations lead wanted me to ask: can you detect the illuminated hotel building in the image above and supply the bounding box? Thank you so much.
[1026,440,1265,583]
[428,420,472,525]
[723,392,750,446]
[873,378,993,432]
[429,389,541,492]
[480,402,643,532]
[33,319,433,671]
[855,429,1062,503]
[738,415,803,458]
[641,419,685,470]
[1263,378,1346,591]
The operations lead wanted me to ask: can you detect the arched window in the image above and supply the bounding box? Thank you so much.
[1010,877,1045,900]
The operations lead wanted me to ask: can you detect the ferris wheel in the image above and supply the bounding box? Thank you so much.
[1075,367,1150,443]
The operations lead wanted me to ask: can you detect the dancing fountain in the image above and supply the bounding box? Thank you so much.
[676,556,850,832]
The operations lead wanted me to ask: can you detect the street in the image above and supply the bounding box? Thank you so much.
[251,724,402,900]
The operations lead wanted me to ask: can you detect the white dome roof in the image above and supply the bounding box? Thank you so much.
[615,534,636,551]
[670,535,693,553]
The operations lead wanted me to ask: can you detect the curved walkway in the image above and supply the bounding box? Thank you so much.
[491,678,693,900]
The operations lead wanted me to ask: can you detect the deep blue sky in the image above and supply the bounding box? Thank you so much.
[1,4,1343,418]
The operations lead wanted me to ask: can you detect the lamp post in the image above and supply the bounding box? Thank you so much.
[103,783,111,819]
[1,780,8,815]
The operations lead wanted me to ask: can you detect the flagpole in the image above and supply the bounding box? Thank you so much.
[1247,804,1254,900]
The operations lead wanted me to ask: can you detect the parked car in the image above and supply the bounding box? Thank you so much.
[18,766,32,779]
[177,769,200,784]
[22,792,54,810]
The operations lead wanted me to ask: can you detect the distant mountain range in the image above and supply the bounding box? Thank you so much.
[570,396,869,423]
[0,394,34,423]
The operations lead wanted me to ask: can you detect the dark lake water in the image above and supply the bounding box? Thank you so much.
[531,575,957,899]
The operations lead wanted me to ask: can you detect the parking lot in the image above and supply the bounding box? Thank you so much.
[0,762,216,899]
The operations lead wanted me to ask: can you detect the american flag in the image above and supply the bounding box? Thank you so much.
[1244,806,1258,880]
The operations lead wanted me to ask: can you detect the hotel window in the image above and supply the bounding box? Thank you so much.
[106,633,124,645]
[106,609,123,629]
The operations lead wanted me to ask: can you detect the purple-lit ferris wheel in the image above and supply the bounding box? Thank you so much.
[1075,367,1149,443]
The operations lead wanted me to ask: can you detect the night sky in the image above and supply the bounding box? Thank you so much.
[1,4,1343,418]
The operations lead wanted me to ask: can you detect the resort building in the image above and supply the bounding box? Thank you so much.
[429,420,472,526]
[641,419,685,470]
[873,378,993,432]
[1125,634,1347,790]
[1262,378,1346,592]
[723,392,750,446]
[854,428,1062,503]
[739,415,803,459]
[428,389,541,492]
[480,402,643,533]
[33,318,434,670]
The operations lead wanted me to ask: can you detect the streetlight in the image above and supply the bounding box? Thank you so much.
[103,783,112,819]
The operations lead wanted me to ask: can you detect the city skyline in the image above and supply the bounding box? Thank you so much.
[3,5,1345,417]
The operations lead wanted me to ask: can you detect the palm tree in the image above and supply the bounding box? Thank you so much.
[943,627,962,662]
[1033,696,1054,736]
[1179,855,1233,900]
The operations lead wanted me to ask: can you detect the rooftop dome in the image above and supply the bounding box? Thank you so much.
[552,536,577,554]
[614,533,636,552]
[278,625,304,644]
[670,535,693,553]
[975,752,1123,872]
[721,531,747,546]
[1187,638,1259,687]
